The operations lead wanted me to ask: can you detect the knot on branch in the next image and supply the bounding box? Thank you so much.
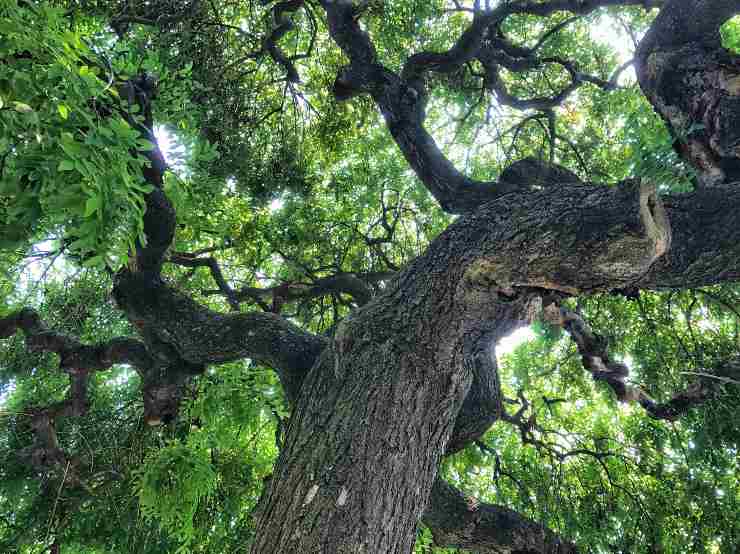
[498,157,582,189]
[588,181,671,285]
[332,65,371,100]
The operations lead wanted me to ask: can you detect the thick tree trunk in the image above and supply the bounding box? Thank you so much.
[250,240,537,552]
[249,178,678,552]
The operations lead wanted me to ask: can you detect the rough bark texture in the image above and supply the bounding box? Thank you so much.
[636,0,740,185]
[250,231,539,553]
[249,178,678,552]
[636,187,740,288]
[423,479,578,554]
[112,271,327,403]
[6,2,740,553]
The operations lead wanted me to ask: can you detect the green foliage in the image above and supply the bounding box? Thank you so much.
[721,15,740,54]
[0,1,738,553]
[135,439,217,550]
[621,101,697,192]
[0,2,154,266]
[449,287,740,554]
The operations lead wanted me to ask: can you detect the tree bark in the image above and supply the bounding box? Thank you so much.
[248,174,687,552]
[7,2,740,552]
[636,0,740,186]
[423,478,578,554]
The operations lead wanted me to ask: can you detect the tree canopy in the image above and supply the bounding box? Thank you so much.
[1,1,740,553]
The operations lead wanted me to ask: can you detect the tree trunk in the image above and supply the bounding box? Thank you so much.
[250,179,681,552]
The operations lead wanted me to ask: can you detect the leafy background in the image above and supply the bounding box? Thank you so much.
[1,2,739,553]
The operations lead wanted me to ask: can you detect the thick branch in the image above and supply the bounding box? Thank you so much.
[446,328,519,454]
[125,76,176,276]
[321,1,515,213]
[0,309,148,485]
[636,0,740,185]
[0,308,153,372]
[20,376,89,484]
[112,271,328,402]
[636,188,740,289]
[423,478,578,554]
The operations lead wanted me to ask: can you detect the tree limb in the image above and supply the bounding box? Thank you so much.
[169,252,241,311]
[543,302,737,420]
[319,0,661,214]
[423,477,578,554]
[0,308,153,372]
[203,271,395,309]
[112,271,328,402]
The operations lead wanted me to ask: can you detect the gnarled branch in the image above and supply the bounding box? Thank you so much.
[423,477,578,554]
[319,0,661,214]
[112,271,328,402]
[0,308,153,372]
[544,302,737,420]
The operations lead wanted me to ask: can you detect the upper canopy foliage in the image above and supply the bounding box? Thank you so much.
[1,0,739,553]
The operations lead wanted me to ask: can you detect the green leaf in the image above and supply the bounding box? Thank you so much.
[57,103,69,120]
[58,159,75,171]
[136,138,156,151]
[12,101,33,113]
[84,195,101,217]
[82,255,104,267]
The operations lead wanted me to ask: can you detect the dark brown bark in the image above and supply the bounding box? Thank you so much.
[249,238,539,553]
[7,2,740,552]
[636,0,740,186]
[423,478,578,554]
[635,187,740,288]
[0,308,153,372]
[112,271,327,403]
[249,176,679,552]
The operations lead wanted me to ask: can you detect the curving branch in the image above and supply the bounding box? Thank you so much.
[1,309,154,486]
[169,252,241,311]
[422,477,578,554]
[204,271,395,310]
[319,0,661,214]
[446,332,504,454]
[112,271,328,402]
[401,0,662,85]
[636,0,740,186]
[261,0,307,83]
[321,0,517,213]
[19,374,90,485]
[108,0,202,36]
[543,302,738,420]
[481,55,623,111]
[123,75,176,277]
[0,308,153,372]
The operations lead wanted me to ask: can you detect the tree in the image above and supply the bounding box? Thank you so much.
[1,0,740,552]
